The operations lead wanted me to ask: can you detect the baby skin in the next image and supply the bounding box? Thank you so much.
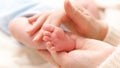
[42,24,76,51]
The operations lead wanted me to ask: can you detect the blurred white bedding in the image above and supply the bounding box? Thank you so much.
[0,31,55,68]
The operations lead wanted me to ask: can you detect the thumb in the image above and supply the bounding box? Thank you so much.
[64,0,92,25]
[46,44,68,67]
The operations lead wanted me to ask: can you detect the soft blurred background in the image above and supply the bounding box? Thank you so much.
[0,0,120,68]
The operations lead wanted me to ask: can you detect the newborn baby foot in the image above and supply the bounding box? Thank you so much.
[42,24,75,51]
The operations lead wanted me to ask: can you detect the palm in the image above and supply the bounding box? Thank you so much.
[64,0,107,40]
[51,39,114,68]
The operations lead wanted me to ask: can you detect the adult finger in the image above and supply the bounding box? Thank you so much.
[32,8,79,42]
[64,0,103,39]
[46,44,68,67]
[28,13,42,24]
[26,11,51,36]
[37,49,59,67]
[32,8,66,42]
[64,0,94,27]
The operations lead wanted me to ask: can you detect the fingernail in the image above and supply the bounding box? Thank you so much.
[32,36,40,43]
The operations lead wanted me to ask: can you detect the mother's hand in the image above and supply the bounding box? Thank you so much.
[27,0,107,44]
[26,8,73,42]
[38,37,115,68]
[64,0,108,40]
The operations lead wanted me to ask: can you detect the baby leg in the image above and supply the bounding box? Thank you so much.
[9,17,46,49]
[42,24,75,51]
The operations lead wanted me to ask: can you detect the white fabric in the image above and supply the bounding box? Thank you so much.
[103,9,120,46]
[104,25,120,46]
[99,46,120,68]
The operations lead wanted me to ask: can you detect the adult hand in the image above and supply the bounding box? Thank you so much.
[64,0,108,40]
[27,9,71,42]
[38,37,115,68]
[26,0,104,43]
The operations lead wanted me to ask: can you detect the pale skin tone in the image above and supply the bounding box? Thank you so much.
[38,37,115,68]
[39,23,115,68]
[9,0,114,67]
[26,0,108,51]
[41,24,110,52]
[27,0,107,43]
[42,24,76,51]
